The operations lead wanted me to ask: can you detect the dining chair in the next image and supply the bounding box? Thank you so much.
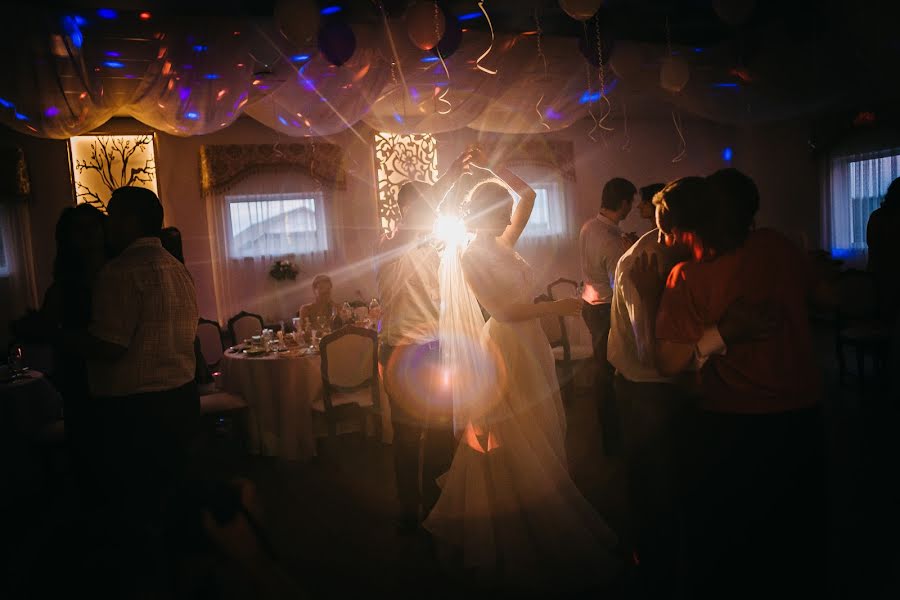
[199,389,249,452]
[534,294,592,404]
[547,277,579,302]
[227,311,264,346]
[315,326,381,441]
[197,318,225,368]
[834,269,891,395]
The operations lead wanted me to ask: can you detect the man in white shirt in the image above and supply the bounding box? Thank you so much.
[81,186,199,524]
[376,151,470,534]
[579,177,637,455]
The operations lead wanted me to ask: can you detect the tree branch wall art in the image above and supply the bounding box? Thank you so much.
[69,134,159,212]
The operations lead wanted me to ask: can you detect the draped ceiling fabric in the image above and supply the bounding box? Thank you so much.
[199,142,346,196]
[0,9,859,140]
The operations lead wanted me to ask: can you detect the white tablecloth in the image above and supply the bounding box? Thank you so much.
[220,351,391,461]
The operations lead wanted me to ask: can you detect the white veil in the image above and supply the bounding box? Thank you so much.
[434,179,497,438]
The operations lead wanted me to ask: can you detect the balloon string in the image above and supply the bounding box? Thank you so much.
[594,15,613,131]
[434,1,452,115]
[534,7,550,130]
[620,98,632,152]
[586,63,600,142]
[475,1,498,75]
[378,1,412,117]
[671,109,687,163]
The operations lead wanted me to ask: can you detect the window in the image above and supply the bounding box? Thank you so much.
[225,192,327,258]
[515,181,570,240]
[828,150,900,258]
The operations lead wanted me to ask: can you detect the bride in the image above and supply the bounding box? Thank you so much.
[423,152,620,591]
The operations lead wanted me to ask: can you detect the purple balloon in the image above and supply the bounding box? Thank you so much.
[318,22,356,67]
[434,8,462,59]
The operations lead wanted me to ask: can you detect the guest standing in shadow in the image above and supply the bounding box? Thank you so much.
[37,204,108,499]
[74,187,199,547]
[867,177,900,319]
[580,177,638,456]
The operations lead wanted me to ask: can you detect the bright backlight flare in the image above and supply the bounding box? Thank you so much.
[433,215,468,248]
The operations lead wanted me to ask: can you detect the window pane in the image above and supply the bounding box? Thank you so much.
[842,154,900,250]
[0,227,7,273]
[226,193,326,258]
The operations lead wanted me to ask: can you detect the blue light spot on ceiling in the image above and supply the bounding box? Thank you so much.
[291,54,311,63]
[321,6,341,15]
[409,87,420,101]
[193,45,208,52]
[420,56,440,63]
[14,112,28,121]
[393,112,404,124]
[184,111,200,120]
[44,106,60,117]
[0,98,12,109]
[458,12,482,21]
[179,88,191,100]
[97,8,117,19]
[712,82,739,88]
[693,47,704,53]
[545,108,563,120]
[105,51,120,57]
[103,61,124,68]
[74,15,87,26]
[722,147,733,161]
[278,115,289,126]
[203,73,221,80]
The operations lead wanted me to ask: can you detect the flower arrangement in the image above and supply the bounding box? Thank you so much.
[269,260,299,281]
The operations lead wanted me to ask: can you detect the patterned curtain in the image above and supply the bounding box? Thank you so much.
[199,143,346,197]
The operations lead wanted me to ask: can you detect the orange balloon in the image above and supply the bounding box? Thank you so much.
[559,0,604,21]
[406,1,446,51]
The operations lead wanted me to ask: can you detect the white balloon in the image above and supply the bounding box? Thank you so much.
[712,0,756,26]
[660,55,690,93]
[559,0,604,22]
[274,0,320,45]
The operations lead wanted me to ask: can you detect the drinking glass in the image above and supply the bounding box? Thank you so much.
[8,344,24,374]
[291,317,301,333]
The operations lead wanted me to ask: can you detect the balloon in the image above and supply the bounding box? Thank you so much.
[660,55,690,93]
[406,1,445,51]
[318,21,356,66]
[559,0,604,21]
[712,0,756,26]
[609,41,642,80]
[434,7,462,59]
[274,0,320,45]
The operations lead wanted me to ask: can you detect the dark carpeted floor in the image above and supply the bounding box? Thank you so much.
[4,324,899,599]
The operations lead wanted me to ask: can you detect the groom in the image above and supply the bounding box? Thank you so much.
[377,154,470,534]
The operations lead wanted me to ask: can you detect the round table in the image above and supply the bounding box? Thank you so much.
[0,368,62,439]
[220,350,391,461]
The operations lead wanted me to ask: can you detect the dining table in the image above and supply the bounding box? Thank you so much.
[219,347,391,462]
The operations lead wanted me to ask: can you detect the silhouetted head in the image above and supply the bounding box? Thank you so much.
[397,181,435,232]
[601,177,637,222]
[883,177,900,212]
[106,186,163,254]
[53,203,107,282]
[653,176,714,260]
[639,183,665,220]
[465,180,512,236]
[159,226,184,263]
[706,168,759,248]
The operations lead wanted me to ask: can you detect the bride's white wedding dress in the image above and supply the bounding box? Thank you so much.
[423,235,619,589]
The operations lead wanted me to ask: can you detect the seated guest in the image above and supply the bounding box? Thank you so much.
[631,170,828,597]
[299,274,337,323]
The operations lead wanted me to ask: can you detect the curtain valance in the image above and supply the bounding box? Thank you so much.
[199,142,346,196]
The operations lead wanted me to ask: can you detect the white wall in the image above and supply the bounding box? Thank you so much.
[1,112,820,329]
